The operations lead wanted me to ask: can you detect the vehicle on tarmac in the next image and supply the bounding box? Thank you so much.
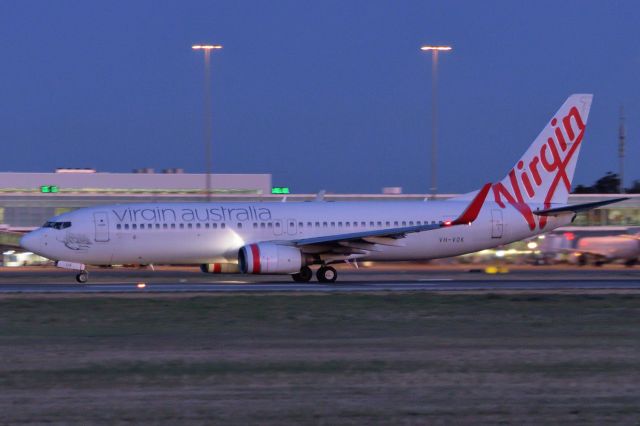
[20,94,626,283]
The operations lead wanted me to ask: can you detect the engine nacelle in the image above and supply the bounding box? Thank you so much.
[238,243,302,274]
[200,263,241,274]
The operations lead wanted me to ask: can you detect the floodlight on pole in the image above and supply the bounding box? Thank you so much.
[192,43,223,202]
[420,44,452,199]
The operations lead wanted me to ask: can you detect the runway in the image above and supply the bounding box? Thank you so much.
[1,266,640,293]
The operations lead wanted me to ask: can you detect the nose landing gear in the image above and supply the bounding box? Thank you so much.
[75,270,89,284]
[56,261,89,283]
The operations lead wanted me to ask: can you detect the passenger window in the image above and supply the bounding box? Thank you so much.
[237,223,242,228]
[268,223,273,228]
[260,223,265,228]
[361,221,366,227]
[179,223,184,229]
[163,224,168,229]
[155,223,160,229]
[416,221,421,225]
[117,224,122,230]
[323,222,328,228]
[170,223,176,229]
[196,223,201,229]
[409,221,414,226]
[402,221,406,226]
[205,223,210,229]
[337,222,342,227]
[221,223,226,229]
[275,222,280,228]
[132,224,137,230]
[298,222,303,227]
[315,222,320,227]
[125,224,129,230]
[346,222,350,227]
[290,222,295,227]
[353,222,357,227]
[140,224,146,230]
[253,223,258,229]
[188,223,193,229]
[378,221,383,226]
[307,222,312,227]
[331,222,336,227]
[212,223,217,229]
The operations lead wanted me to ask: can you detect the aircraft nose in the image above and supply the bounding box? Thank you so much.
[20,232,40,252]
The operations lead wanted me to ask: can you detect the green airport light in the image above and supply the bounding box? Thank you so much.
[40,185,59,194]
[271,187,290,194]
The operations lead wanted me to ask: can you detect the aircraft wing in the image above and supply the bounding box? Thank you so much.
[533,197,628,217]
[290,184,491,261]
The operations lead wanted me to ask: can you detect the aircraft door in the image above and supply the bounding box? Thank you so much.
[287,218,297,236]
[94,212,110,242]
[491,209,503,239]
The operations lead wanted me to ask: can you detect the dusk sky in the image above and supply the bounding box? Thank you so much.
[2,1,639,193]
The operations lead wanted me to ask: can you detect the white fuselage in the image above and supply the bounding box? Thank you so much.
[21,200,570,265]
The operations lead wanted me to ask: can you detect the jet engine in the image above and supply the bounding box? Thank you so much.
[238,243,303,274]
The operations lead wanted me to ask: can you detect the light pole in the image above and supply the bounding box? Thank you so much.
[192,44,223,202]
[420,45,451,199]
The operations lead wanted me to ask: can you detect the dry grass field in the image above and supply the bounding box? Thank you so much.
[1,293,640,424]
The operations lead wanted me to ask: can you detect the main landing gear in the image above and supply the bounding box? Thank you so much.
[292,265,337,283]
[75,270,89,284]
[292,266,313,282]
[317,265,337,283]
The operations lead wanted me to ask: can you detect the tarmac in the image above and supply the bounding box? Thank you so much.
[1,264,640,293]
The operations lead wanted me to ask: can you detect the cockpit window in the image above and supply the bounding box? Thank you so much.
[43,221,72,230]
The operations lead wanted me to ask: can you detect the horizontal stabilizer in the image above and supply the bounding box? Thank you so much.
[533,197,628,217]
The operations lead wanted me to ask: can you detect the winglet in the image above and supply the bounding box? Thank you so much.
[446,183,492,226]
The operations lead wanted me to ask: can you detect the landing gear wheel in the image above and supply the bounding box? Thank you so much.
[316,266,337,283]
[75,271,89,284]
[292,266,313,283]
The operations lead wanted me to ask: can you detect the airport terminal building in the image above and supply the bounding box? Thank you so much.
[0,169,638,230]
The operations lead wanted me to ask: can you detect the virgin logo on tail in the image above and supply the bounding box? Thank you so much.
[492,106,586,230]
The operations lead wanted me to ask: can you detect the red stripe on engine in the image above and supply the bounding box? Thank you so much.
[250,244,260,273]
[213,263,222,273]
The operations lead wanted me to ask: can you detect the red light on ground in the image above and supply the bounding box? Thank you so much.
[564,232,575,241]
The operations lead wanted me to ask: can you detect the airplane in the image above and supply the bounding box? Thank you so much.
[535,227,639,266]
[572,233,640,266]
[20,94,628,283]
